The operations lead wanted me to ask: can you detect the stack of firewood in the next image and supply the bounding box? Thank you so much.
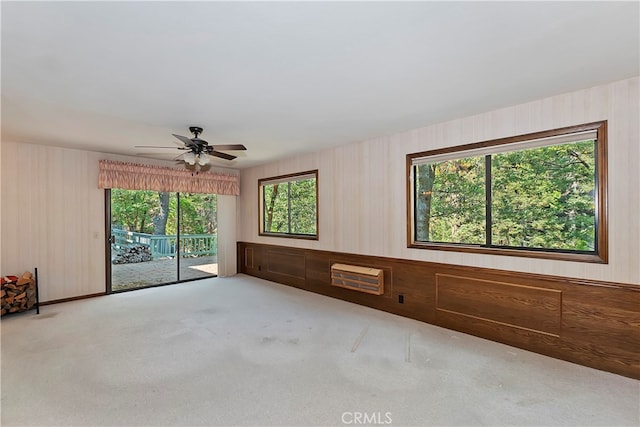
[112,244,152,264]
[1,272,36,316]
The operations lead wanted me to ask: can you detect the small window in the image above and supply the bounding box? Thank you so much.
[259,170,318,239]
[407,121,607,263]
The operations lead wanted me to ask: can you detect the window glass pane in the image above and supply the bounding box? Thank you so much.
[491,140,596,251]
[178,193,218,280]
[263,183,289,233]
[415,156,485,244]
[289,177,317,235]
[260,171,318,238]
[110,190,178,290]
[408,122,606,262]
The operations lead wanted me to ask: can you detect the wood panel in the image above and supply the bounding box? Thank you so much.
[238,241,640,379]
[267,250,306,280]
[560,285,640,376]
[244,247,254,269]
[435,274,562,337]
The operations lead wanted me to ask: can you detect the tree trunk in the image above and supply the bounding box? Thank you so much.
[265,184,279,232]
[416,164,436,241]
[153,192,170,235]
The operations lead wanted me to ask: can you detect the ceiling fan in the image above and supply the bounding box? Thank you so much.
[136,126,247,166]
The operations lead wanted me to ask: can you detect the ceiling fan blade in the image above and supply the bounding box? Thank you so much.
[170,138,187,148]
[212,144,247,151]
[210,151,237,161]
[173,152,186,161]
[172,134,194,146]
[192,137,209,145]
[134,145,186,149]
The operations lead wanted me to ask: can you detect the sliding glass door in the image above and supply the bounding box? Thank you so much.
[178,193,218,281]
[106,189,217,292]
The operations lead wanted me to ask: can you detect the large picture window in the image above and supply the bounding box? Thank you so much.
[259,170,318,239]
[407,121,607,263]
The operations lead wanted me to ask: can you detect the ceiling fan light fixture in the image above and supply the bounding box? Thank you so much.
[197,153,210,166]
[183,151,197,165]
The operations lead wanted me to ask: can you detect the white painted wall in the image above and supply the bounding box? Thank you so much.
[0,143,239,301]
[238,77,640,286]
[216,194,237,277]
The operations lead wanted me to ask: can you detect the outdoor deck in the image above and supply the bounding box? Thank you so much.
[111,256,218,291]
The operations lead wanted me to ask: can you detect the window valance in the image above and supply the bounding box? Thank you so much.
[98,160,239,195]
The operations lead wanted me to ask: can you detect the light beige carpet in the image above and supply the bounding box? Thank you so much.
[1,274,638,426]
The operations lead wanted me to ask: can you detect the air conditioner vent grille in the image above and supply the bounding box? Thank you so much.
[331,264,383,295]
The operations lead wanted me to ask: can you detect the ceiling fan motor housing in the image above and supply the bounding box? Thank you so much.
[189,126,203,138]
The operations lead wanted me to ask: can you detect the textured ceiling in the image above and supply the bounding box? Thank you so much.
[2,1,638,168]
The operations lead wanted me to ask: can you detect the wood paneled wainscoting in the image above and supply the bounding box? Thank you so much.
[237,242,640,379]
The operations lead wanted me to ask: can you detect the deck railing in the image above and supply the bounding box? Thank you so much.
[112,229,217,258]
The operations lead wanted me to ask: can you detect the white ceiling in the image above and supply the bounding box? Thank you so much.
[2,1,638,169]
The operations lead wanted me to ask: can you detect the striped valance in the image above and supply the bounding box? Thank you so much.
[98,160,239,195]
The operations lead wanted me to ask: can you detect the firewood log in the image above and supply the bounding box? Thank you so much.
[17,273,33,286]
[1,271,37,316]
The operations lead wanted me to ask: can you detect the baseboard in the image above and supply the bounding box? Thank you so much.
[39,292,107,306]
